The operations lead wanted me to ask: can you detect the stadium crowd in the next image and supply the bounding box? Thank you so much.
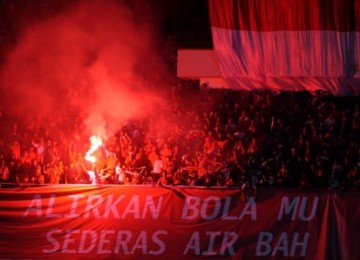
[0,83,360,191]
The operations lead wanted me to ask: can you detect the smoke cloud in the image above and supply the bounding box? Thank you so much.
[0,0,167,138]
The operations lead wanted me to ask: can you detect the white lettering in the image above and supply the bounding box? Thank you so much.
[201,197,221,220]
[23,194,42,217]
[222,197,237,220]
[64,194,85,218]
[182,196,257,220]
[183,231,200,255]
[290,233,309,256]
[78,230,97,253]
[142,196,163,219]
[278,197,300,220]
[97,230,115,254]
[255,232,273,256]
[122,196,140,219]
[278,197,319,221]
[239,197,257,220]
[43,229,61,253]
[181,196,200,220]
[220,232,237,255]
[43,229,168,255]
[149,230,168,255]
[45,195,61,218]
[202,231,221,255]
[256,232,309,257]
[130,231,147,254]
[103,195,124,219]
[272,233,289,256]
[114,231,132,254]
[62,230,80,253]
[183,231,236,256]
[84,195,103,218]
[299,197,319,221]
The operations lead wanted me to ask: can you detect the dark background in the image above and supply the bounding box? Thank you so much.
[0,0,213,65]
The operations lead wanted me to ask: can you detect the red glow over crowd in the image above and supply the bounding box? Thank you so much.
[0,84,359,191]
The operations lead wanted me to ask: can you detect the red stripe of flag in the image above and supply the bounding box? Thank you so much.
[209,0,360,32]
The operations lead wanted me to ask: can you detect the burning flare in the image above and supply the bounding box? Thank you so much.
[85,135,103,164]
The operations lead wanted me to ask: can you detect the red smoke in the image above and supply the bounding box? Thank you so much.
[1,0,167,138]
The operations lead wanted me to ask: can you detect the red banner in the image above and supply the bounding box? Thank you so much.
[208,0,360,95]
[0,185,359,259]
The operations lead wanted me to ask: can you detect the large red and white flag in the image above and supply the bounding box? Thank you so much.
[208,0,360,95]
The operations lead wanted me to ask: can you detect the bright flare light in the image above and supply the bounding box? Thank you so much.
[85,135,103,164]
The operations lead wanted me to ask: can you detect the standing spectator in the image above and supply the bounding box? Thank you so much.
[32,138,46,164]
[0,159,9,182]
[152,154,163,182]
[8,137,21,160]
[329,160,343,188]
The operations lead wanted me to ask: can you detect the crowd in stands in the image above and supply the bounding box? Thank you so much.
[0,84,360,191]
[1,0,359,191]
